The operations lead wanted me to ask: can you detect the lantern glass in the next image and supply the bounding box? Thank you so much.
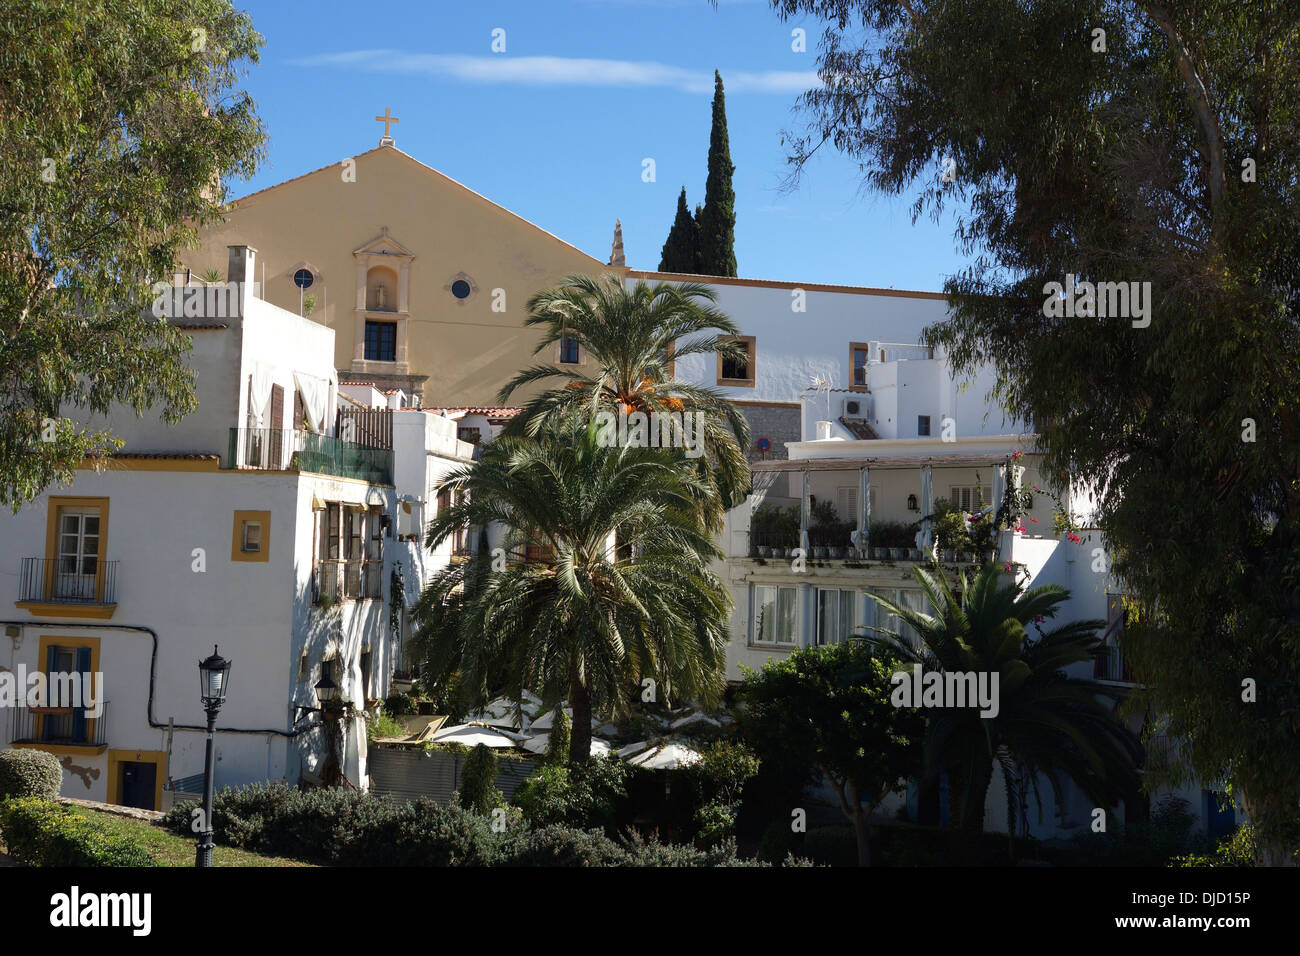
[314,672,338,704]
[199,646,231,706]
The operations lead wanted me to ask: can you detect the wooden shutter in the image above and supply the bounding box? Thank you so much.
[270,384,284,430]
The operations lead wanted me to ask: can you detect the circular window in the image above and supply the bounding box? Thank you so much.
[451,279,472,299]
[293,268,314,290]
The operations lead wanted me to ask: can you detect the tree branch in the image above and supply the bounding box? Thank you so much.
[1140,3,1225,222]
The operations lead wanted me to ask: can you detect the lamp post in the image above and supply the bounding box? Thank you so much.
[195,645,231,868]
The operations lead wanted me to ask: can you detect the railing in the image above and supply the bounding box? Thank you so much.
[1093,615,1133,682]
[19,558,118,605]
[1093,643,1133,682]
[314,559,383,604]
[9,701,109,747]
[225,428,393,484]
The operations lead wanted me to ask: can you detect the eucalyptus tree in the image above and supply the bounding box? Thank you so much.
[762,0,1300,854]
[1,0,266,508]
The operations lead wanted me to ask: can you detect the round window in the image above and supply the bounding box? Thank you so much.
[451,279,472,299]
[293,268,314,289]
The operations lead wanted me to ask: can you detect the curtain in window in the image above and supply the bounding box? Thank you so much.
[248,363,274,426]
[293,372,330,433]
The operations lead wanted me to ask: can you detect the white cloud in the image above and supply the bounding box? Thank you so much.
[286,50,819,95]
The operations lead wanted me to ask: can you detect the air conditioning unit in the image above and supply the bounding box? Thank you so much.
[842,395,871,419]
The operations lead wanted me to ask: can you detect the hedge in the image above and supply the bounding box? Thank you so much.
[0,749,63,800]
[0,798,156,867]
[159,782,789,866]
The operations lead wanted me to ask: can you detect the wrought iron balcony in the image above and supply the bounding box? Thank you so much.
[9,700,109,749]
[18,557,118,606]
[313,559,382,604]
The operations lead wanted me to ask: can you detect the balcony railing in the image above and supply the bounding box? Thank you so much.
[1093,643,1133,682]
[226,428,393,484]
[314,559,382,604]
[19,557,118,606]
[9,701,109,748]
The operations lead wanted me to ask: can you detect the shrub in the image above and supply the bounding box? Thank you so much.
[757,818,796,863]
[504,825,625,866]
[0,749,63,800]
[383,693,415,716]
[622,832,770,867]
[366,711,406,742]
[693,740,759,805]
[1174,823,1262,867]
[458,744,504,813]
[694,800,737,848]
[513,757,630,832]
[0,798,156,866]
[800,824,860,867]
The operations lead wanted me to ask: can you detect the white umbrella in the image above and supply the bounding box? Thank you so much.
[465,697,523,729]
[628,742,701,770]
[522,734,611,757]
[428,724,518,749]
[529,705,569,730]
[669,712,721,731]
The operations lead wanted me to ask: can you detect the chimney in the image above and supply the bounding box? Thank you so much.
[227,245,257,317]
[608,219,625,267]
[816,420,833,440]
[227,244,257,285]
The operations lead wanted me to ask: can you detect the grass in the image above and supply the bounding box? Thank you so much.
[63,806,315,867]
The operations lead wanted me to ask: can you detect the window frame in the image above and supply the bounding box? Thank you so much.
[716,334,756,388]
[751,583,798,646]
[364,320,398,362]
[231,510,271,563]
[849,342,870,393]
[815,587,858,646]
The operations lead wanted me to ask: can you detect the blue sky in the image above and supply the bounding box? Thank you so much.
[234,0,972,291]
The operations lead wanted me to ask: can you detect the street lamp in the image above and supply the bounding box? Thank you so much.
[195,645,230,868]
[292,670,338,722]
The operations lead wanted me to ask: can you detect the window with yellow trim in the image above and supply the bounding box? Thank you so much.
[231,510,271,562]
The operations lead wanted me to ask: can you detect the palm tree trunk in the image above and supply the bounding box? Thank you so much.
[568,677,593,765]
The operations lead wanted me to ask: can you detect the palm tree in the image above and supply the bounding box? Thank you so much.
[863,564,1142,854]
[497,274,752,527]
[410,417,732,764]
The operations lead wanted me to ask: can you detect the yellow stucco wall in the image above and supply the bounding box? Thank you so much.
[182,146,621,406]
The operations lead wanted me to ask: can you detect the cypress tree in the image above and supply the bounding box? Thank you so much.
[697,70,737,277]
[658,186,700,273]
